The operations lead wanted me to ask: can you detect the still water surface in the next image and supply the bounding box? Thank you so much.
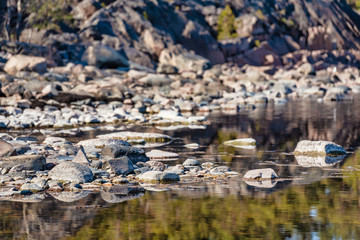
[2,100,360,239]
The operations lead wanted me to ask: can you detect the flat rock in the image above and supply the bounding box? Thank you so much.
[210,166,231,173]
[102,156,135,175]
[224,138,257,148]
[76,139,130,148]
[20,183,43,192]
[4,55,47,75]
[137,171,180,183]
[0,155,46,171]
[0,139,17,157]
[294,140,346,156]
[243,168,278,180]
[146,150,179,160]
[97,131,172,147]
[48,162,93,183]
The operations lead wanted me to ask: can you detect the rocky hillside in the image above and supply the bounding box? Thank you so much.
[0,0,360,70]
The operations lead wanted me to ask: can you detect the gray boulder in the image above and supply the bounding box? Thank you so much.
[101,144,149,163]
[0,139,17,157]
[102,156,135,175]
[81,45,129,68]
[48,162,93,183]
[72,145,91,165]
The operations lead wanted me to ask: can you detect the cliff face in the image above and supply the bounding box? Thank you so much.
[0,0,360,68]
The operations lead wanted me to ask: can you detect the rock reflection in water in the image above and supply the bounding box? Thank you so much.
[49,191,91,202]
[100,185,145,203]
[245,180,278,188]
[295,155,346,167]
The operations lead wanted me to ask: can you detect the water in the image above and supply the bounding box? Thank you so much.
[2,100,360,239]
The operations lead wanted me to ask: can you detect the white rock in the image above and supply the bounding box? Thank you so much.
[243,168,278,179]
[294,140,346,156]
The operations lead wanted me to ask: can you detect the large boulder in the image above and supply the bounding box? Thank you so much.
[101,144,149,164]
[102,156,135,175]
[81,45,129,68]
[4,55,47,74]
[0,139,17,157]
[0,155,46,171]
[294,140,346,156]
[159,50,210,72]
[48,162,93,183]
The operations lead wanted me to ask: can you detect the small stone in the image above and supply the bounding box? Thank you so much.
[183,159,200,166]
[146,161,166,171]
[184,143,200,149]
[224,138,257,148]
[201,162,214,168]
[210,166,231,173]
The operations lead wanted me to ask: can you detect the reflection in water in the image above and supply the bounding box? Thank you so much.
[295,155,346,167]
[1,100,360,239]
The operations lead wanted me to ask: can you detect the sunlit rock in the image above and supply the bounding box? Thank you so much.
[96,131,172,148]
[48,162,93,183]
[224,138,256,149]
[137,171,180,183]
[243,168,278,180]
[294,140,346,156]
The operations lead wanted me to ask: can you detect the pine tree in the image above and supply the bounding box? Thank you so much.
[217,5,238,40]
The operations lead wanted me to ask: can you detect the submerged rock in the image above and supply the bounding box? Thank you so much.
[48,162,93,183]
[49,191,90,202]
[243,168,278,180]
[223,138,257,148]
[294,140,346,156]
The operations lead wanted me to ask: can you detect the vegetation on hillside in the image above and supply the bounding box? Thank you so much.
[217,5,238,40]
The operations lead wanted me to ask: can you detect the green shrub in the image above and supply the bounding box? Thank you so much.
[217,5,238,40]
[25,0,74,31]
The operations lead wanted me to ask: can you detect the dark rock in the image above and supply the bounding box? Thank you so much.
[101,144,149,163]
[100,185,145,203]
